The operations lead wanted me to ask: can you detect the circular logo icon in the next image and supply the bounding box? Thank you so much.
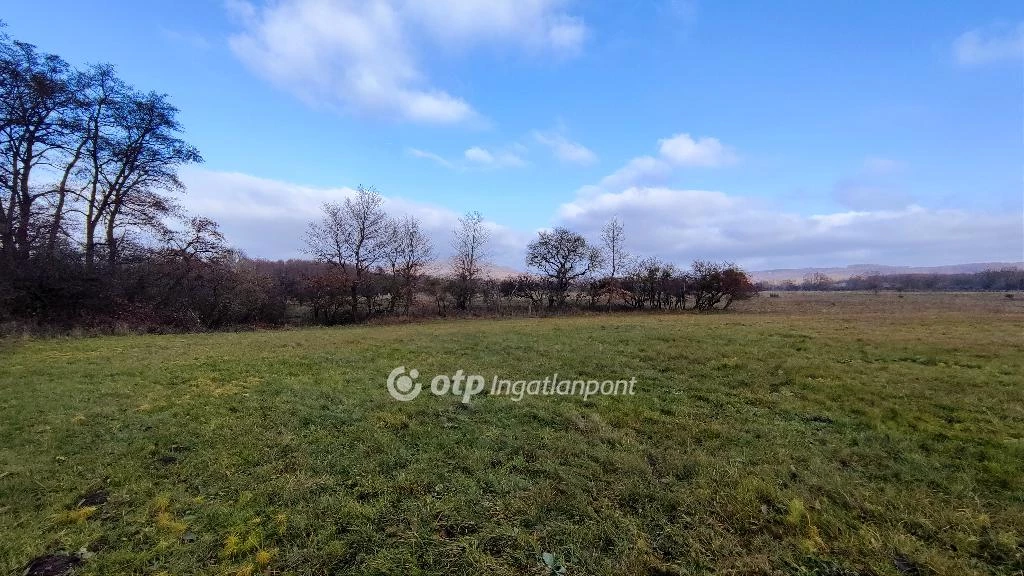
[386,366,421,401]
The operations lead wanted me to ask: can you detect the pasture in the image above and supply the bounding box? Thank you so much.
[1,292,1022,575]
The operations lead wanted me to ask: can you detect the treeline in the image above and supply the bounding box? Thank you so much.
[0,25,250,329]
[292,187,758,324]
[0,25,755,333]
[10,24,1012,335]
[759,269,1024,293]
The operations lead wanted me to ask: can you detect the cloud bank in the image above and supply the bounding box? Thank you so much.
[553,133,1020,268]
[178,159,1022,272]
[227,0,588,123]
[178,168,531,265]
[556,187,1021,269]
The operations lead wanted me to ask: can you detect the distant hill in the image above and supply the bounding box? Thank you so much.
[749,262,1024,283]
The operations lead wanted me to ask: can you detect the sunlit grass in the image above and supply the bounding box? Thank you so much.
[1,294,1022,574]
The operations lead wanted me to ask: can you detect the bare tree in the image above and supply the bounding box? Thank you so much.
[500,273,545,312]
[0,36,77,264]
[526,227,603,308]
[304,202,347,265]
[160,216,227,263]
[79,64,125,271]
[305,185,393,319]
[384,215,434,314]
[73,69,201,271]
[100,90,201,268]
[44,68,92,261]
[450,210,490,310]
[801,272,833,291]
[600,216,627,278]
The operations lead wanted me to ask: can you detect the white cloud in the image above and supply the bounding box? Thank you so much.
[597,156,672,191]
[657,133,737,167]
[546,16,588,56]
[178,168,528,265]
[227,0,475,124]
[176,167,1022,270]
[464,147,494,164]
[953,23,1024,66]
[586,132,737,192]
[557,186,1023,269]
[226,0,587,123]
[407,147,455,168]
[464,146,525,167]
[407,145,525,169]
[559,142,1016,268]
[404,0,587,56]
[533,130,597,165]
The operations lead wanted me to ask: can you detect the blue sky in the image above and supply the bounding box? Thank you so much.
[6,1,1023,269]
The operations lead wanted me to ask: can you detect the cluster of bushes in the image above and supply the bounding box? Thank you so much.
[497,259,756,313]
[255,188,760,325]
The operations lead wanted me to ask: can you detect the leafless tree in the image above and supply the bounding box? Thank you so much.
[0,35,77,264]
[73,67,201,271]
[305,185,393,319]
[801,272,833,291]
[99,89,201,268]
[43,67,92,261]
[600,216,628,278]
[79,64,125,271]
[500,273,545,312]
[160,216,227,263]
[450,210,490,310]
[526,227,603,308]
[384,215,434,314]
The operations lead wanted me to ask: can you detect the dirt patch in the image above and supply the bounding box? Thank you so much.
[76,488,108,507]
[893,554,922,575]
[22,553,81,576]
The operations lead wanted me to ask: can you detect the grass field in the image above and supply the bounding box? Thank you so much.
[1,293,1022,575]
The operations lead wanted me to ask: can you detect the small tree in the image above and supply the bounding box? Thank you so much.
[0,36,78,265]
[450,211,489,310]
[689,260,756,310]
[720,264,757,309]
[801,272,833,291]
[526,227,603,308]
[689,260,724,311]
[384,215,433,314]
[600,216,628,278]
[305,185,393,320]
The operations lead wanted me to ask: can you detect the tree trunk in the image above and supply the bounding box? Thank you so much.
[14,135,35,263]
[46,139,86,260]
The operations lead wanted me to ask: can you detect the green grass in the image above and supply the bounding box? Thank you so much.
[1,301,1023,575]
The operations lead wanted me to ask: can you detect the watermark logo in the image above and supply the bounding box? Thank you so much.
[386,366,422,401]
[385,366,637,403]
